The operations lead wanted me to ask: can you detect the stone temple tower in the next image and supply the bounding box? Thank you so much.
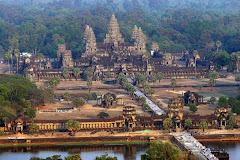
[132,26,146,54]
[82,25,97,57]
[104,14,124,45]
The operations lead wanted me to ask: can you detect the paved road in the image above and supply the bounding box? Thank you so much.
[127,78,165,115]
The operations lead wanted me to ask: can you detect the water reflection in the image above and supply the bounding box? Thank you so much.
[0,144,149,160]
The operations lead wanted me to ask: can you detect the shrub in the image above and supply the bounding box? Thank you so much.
[235,75,240,81]
[188,103,197,113]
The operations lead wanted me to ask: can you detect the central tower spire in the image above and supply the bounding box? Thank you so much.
[104,14,124,44]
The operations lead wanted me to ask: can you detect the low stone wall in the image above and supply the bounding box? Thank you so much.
[195,134,240,142]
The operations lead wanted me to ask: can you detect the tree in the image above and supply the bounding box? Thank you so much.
[228,116,237,129]
[218,96,228,107]
[209,97,216,105]
[97,112,109,119]
[63,92,71,105]
[63,69,69,79]
[139,97,146,106]
[235,75,240,81]
[143,82,151,93]
[45,77,61,89]
[150,76,157,85]
[141,141,183,160]
[117,73,128,85]
[209,78,215,91]
[72,97,85,108]
[5,51,11,74]
[66,120,80,134]
[228,97,238,107]
[29,123,39,134]
[216,40,222,51]
[184,118,192,131]
[197,84,203,90]
[14,49,20,74]
[87,80,92,93]
[143,103,150,111]
[188,103,197,113]
[24,108,36,118]
[84,67,94,80]
[73,68,81,81]
[156,72,164,83]
[232,100,240,114]
[135,72,146,86]
[163,118,173,132]
[231,51,240,72]
[65,154,82,160]
[200,121,208,132]
[170,78,177,91]
[208,70,219,85]
[95,153,117,160]
[104,94,113,108]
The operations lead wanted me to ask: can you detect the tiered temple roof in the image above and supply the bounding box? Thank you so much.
[104,14,124,44]
[82,25,97,57]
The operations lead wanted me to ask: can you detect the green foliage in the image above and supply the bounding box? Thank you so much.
[30,154,82,160]
[170,78,177,90]
[63,92,71,104]
[124,82,136,96]
[208,50,230,68]
[235,75,240,81]
[163,118,173,132]
[117,73,128,85]
[228,116,237,129]
[63,69,70,79]
[141,142,183,160]
[84,67,94,80]
[45,77,61,89]
[29,123,39,134]
[188,103,197,113]
[156,72,164,83]
[0,75,43,124]
[218,96,228,107]
[135,73,146,86]
[184,118,192,131]
[24,108,36,118]
[197,84,203,90]
[72,98,85,108]
[87,80,93,93]
[209,97,217,104]
[97,112,109,119]
[200,121,208,132]
[208,71,219,80]
[228,97,238,107]
[231,100,240,114]
[143,103,150,111]
[139,97,146,106]
[73,68,81,80]
[95,153,117,160]
[66,120,80,133]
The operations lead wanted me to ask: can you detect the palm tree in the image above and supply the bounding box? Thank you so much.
[14,49,20,74]
[231,52,240,72]
[87,80,92,93]
[104,94,112,108]
[170,78,177,91]
[73,68,81,81]
[193,50,199,77]
[5,51,11,74]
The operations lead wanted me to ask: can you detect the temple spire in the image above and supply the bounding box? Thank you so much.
[82,25,97,57]
[104,14,124,44]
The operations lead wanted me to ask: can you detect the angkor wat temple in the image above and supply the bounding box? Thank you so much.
[23,14,211,81]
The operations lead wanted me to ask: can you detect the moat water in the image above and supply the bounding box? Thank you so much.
[0,142,239,160]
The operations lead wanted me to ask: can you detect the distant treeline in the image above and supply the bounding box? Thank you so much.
[0,2,240,68]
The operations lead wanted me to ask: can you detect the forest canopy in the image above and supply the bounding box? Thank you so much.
[0,0,239,65]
